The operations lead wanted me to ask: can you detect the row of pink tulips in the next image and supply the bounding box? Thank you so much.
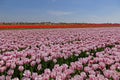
[0,28,120,79]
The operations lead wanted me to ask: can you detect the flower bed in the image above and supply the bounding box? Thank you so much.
[0,28,120,80]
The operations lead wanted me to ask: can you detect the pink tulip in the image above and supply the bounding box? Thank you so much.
[18,66,24,72]
[31,72,38,79]
[103,70,112,78]
[0,66,6,73]
[5,75,12,80]
[10,63,16,69]
[7,69,14,76]
[30,61,36,67]
[36,58,41,64]
[0,60,4,66]
[23,70,31,78]
[37,64,42,71]
[12,77,19,80]
[0,75,5,80]
[84,66,92,73]
[92,64,99,70]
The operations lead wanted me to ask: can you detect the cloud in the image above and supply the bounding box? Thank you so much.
[48,10,72,16]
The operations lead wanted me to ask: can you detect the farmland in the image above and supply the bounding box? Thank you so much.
[0,24,120,29]
[0,28,120,80]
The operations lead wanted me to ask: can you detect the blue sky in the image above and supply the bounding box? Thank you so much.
[0,0,120,23]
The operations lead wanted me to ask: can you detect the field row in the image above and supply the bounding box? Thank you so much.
[0,24,120,29]
[0,28,120,80]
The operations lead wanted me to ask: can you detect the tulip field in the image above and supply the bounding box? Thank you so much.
[0,28,120,80]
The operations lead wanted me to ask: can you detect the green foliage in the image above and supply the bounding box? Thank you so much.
[96,47,104,52]
[116,68,120,72]
[106,45,115,48]
[49,78,55,80]
[106,64,110,69]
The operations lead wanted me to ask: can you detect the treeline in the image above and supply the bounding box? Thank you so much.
[0,22,69,25]
[0,22,120,25]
